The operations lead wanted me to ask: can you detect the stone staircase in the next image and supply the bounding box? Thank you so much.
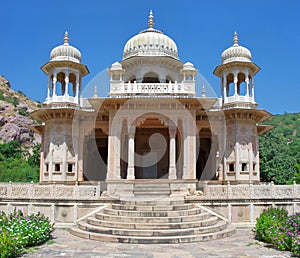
[71,199,236,244]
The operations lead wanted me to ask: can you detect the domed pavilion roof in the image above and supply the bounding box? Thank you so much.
[123,10,179,60]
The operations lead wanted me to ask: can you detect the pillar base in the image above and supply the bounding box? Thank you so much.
[168,167,177,179]
[127,167,135,180]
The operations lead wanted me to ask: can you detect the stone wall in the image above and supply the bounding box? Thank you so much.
[0,182,299,226]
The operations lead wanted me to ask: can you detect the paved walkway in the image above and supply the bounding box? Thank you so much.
[23,228,292,258]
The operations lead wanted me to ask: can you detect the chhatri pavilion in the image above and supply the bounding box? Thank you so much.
[31,10,271,198]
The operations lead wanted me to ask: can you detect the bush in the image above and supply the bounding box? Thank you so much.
[254,207,288,243]
[0,209,54,258]
[254,207,300,256]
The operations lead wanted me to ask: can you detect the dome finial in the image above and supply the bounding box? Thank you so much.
[64,31,69,45]
[233,31,238,46]
[148,10,154,29]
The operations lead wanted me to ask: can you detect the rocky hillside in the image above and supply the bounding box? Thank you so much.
[0,75,41,146]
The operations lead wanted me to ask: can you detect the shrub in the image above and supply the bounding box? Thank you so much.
[254,207,288,243]
[254,207,300,256]
[0,209,54,257]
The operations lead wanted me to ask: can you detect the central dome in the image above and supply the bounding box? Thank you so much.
[123,10,179,60]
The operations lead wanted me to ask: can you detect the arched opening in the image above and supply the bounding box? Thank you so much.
[226,73,234,96]
[120,120,128,179]
[56,72,66,96]
[69,73,76,97]
[127,76,136,83]
[83,128,108,181]
[134,117,170,179]
[166,75,174,83]
[196,128,214,180]
[142,72,160,83]
[237,73,247,95]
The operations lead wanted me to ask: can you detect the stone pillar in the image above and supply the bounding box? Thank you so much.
[62,141,67,181]
[182,117,196,180]
[52,72,57,97]
[39,134,45,183]
[77,126,85,182]
[127,125,136,180]
[251,77,255,102]
[107,116,122,180]
[64,72,69,97]
[75,72,80,103]
[49,141,54,181]
[47,75,51,99]
[234,72,238,96]
[223,73,227,102]
[235,142,240,180]
[182,120,189,179]
[245,71,249,97]
[169,125,177,179]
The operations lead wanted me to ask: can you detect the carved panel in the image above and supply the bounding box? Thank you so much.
[230,185,250,199]
[55,186,74,198]
[274,186,293,198]
[78,187,97,199]
[206,185,227,199]
[253,186,271,198]
[0,186,8,196]
[34,186,52,199]
[11,186,29,198]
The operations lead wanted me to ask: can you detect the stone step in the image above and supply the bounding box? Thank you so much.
[87,215,218,230]
[70,224,236,244]
[134,183,170,189]
[95,211,211,223]
[102,207,201,217]
[120,200,184,206]
[78,220,227,237]
[111,203,195,211]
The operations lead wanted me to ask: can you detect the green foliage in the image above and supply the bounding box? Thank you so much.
[0,209,54,258]
[0,91,19,107]
[28,143,41,167]
[0,141,40,182]
[253,207,300,256]
[259,112,300,184]
[253,207,288,243]
[0,141,22,160]
[17,108,29,116]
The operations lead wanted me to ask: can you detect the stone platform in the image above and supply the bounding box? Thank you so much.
[23,228,292,257]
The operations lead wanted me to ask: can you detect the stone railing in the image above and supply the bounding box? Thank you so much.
[224,95,254,104]
[45,95,78,104]
[1,182,299,201]
[198,182,300,200]
[0,182,102,201]
[109,81,196,96]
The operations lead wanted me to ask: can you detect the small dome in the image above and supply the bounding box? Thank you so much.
[182,62,196,70]
[221,32,252,64]
[123,10,178,60]
[110,62,123,70]
[50,32,82,63]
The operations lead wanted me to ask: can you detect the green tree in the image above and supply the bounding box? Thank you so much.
[259,113,300,184]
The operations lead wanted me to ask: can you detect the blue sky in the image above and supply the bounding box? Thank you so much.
[0,0,299,114]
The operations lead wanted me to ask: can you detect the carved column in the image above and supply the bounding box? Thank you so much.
[169,125,177,179]
[107,112,122,180]
[127,125,136,180]
[182,119,189,179]
[47,75,51,99]
[52,72,57,97]
[64,72,69,97]
[234,71,238,96]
